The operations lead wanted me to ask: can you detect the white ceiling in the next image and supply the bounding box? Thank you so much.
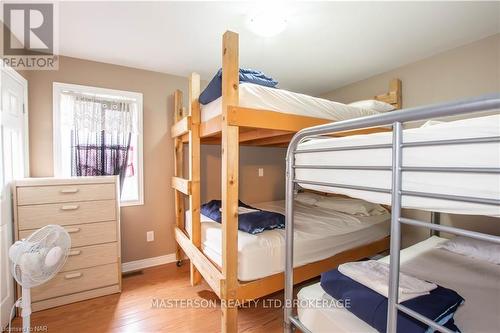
[55,1,499,95]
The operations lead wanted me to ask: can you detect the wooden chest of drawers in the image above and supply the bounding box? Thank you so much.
[12,176,122,312]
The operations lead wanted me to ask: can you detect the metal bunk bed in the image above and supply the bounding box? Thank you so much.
[283,94,500,333]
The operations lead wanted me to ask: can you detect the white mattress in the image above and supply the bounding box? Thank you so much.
[185,200,390,281]
[200,83,380,122]
[297,236,500,333]
[296,114,500,217]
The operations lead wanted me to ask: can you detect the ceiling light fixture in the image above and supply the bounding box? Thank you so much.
[247,7,287,38]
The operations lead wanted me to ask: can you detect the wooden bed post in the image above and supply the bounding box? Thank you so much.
[389,78,402,109]
[374,78,402,109]
[189,73,202,286]
[173,90,185,264]
[221,30,239,333]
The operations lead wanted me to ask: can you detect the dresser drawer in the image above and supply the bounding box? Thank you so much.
[19,221,117,247]
[62,242,118,272]
[32,263,119,302]
[17,200,116,230]
[17,183,116,205]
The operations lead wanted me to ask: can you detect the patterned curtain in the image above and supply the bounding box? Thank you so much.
[67,94,136,190]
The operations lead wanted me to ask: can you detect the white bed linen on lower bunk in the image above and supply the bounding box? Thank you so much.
[200,82,380,122]
[297,236,500,333]
[185,200,390,281]
[296,114,500,217]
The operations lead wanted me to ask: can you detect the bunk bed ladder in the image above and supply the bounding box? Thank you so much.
[172,73,202,286]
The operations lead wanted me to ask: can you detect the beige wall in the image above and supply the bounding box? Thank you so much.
[321,34,500,245]
[26,56,286,262]
[322,34,499,106]
[200,145,286,204]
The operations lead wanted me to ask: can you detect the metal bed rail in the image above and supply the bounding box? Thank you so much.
[283,94,500,333]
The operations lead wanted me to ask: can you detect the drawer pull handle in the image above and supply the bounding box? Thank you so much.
[68,250,81,256]
[60,188,79,194]
[64,272,82,280]
[65,227,81,233]
[61,205,79,211]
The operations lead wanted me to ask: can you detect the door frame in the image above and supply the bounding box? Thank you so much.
[0,63,29,328]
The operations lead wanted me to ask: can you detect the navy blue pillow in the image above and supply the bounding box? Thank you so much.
[199,68,278,105]
[320,269,463,333]
[200,200,285,235]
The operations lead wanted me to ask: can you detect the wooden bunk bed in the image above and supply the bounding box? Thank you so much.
[171,30,402,332]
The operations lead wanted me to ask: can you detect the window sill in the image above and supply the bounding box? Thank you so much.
[120,199,144,207]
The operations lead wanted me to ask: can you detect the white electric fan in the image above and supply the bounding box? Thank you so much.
[8,225,71,332]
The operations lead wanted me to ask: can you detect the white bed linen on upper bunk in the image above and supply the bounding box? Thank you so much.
[296,114,500,217]
[297,236,500,333]
[200,82,380,122]
[185,200,390,281]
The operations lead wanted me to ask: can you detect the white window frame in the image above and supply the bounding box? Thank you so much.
[52,82,144,206]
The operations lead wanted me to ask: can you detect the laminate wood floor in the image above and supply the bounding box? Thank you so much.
[10,261,310,333]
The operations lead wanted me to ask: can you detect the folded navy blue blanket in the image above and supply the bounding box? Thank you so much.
[199,68,278,105]
[320,269,464,333]
[200,200,285,234]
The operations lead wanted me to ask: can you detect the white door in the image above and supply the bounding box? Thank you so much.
[0,67,28,329]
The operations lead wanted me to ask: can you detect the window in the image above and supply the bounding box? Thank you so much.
[53,82,143,206]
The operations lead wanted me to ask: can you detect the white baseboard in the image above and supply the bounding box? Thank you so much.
[122,253,177,273]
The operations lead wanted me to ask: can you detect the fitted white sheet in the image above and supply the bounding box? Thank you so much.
[185,200,390,281]
[297,236,500,333]
[296,114,500,217]
[200,83,380,122]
